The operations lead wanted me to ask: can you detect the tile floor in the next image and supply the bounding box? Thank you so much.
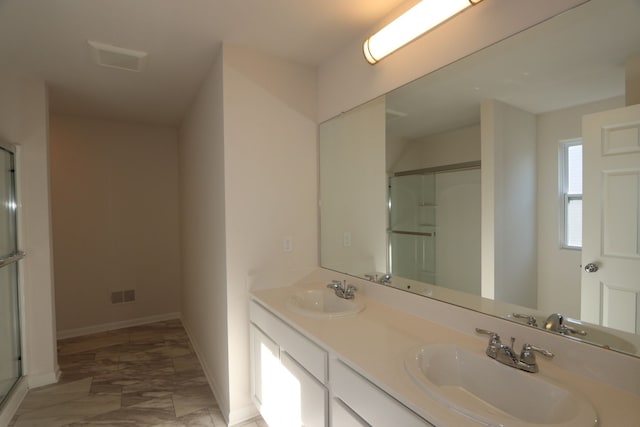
[9,319,266,427]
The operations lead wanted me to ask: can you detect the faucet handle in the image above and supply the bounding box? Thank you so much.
[520,343,554,368]
[327,280,342,289]
[475,328,499,339]
[344,284,357,297]
[475,328,502,357]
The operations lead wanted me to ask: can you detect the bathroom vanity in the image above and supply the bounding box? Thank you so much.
[250,300,430,426]
[249,270,640,426]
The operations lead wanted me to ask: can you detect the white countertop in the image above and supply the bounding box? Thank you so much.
[250,277,640,426]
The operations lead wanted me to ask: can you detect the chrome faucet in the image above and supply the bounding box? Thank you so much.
[475,328,553,373]
[327,280,357,299]
[378,273,392,285]
[544,313,587,336]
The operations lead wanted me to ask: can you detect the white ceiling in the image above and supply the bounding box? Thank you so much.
[0,0,408,126]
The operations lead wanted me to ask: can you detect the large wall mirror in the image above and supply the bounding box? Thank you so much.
[320,0,640,357]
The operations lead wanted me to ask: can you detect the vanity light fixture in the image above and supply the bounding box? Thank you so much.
[363,0,484,64]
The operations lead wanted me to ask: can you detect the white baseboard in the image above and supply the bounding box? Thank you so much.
[0,377,28,426]
[181,318,243,425]
[228,404,260,426]
[27,368,60,389]
[56,312,181,339]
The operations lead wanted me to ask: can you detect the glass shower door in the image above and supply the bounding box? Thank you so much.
[0,145,22,405]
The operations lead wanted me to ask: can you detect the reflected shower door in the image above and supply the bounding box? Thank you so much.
[388,165,481,293]
[388,174,436,283]
[0,145,21,404]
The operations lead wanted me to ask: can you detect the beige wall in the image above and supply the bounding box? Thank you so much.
[392,124,480,173]
[49,115,181,334]
[0,70,58,389]
[178,50,231,419]
[224,45,317,422]
[178,44,317,424]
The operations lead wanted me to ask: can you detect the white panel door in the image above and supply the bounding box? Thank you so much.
[581,104,640,334]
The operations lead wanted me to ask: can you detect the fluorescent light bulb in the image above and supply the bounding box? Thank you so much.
[364,0,482,64]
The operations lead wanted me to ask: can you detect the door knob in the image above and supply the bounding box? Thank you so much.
[584,263,599,273]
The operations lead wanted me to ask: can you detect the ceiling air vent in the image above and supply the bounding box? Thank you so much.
[88,40,148,72]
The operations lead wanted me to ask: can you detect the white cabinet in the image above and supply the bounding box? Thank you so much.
[250,300,326,382]
[330,359,433,427]
[249,299,434,427]
[250,301,328,427]
[330,398,369,426]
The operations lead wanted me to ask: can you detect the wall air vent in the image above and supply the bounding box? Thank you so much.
[123,289,136,303]
[88,40,148,72]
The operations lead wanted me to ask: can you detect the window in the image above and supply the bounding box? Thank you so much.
[561,140,582,249]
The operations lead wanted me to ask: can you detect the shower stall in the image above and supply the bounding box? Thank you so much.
[388,162,481,294]
[0,143,23,407]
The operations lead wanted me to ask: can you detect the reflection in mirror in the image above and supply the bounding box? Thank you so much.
[319,0,640,357]
[388,163,481,295]
[319,97,387,278]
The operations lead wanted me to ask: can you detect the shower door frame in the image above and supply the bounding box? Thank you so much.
[0,140,26,411]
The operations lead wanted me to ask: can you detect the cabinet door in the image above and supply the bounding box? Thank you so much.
[331,398,370,426]
[281,351,328,427]
[251,325,301,426]
[250,324,279,411]
[251,324,328,426]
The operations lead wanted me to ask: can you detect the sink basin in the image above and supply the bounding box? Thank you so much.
[405,345,598,427]
[286,289,365,318]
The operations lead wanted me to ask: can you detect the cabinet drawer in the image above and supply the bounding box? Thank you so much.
[330,359,433,427]
[250,300,327,383]
[331,398,369,427]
